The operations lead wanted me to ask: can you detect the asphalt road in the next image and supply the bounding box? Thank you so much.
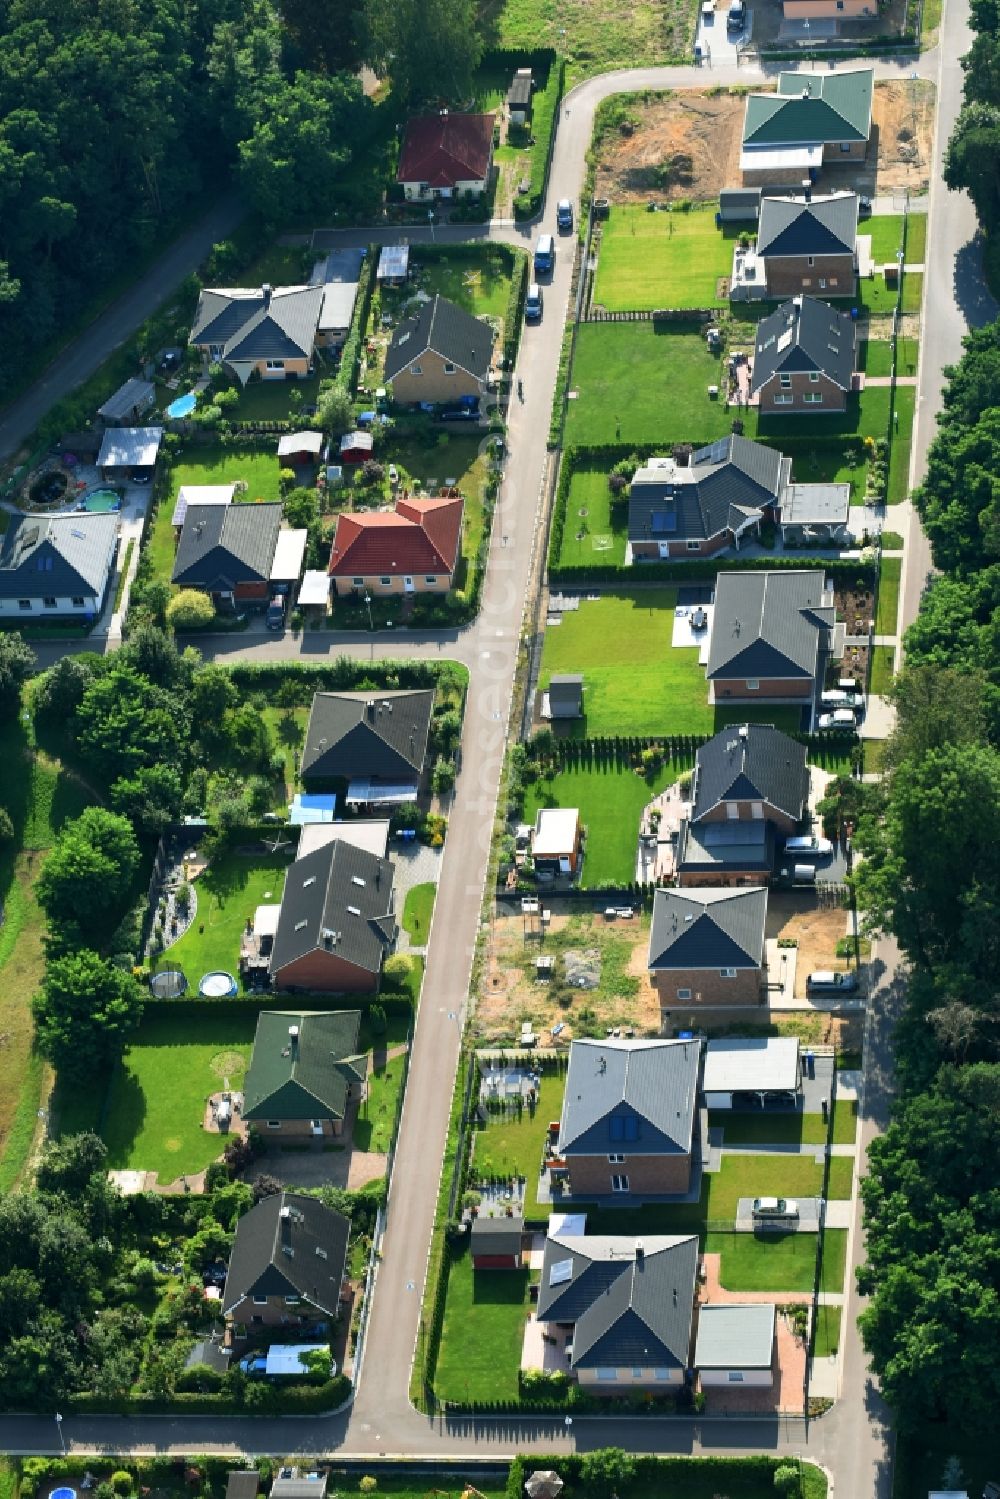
[0,18,984,1491]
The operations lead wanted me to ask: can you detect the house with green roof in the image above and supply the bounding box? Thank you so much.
[740,69,874,184]
[242,1010,367,1139]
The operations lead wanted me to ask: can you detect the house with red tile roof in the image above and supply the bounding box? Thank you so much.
[328,493,464,597]
[397,113,495,202]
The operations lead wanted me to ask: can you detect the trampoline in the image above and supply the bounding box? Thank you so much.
[199,970,238,998]
[150,967,188,998]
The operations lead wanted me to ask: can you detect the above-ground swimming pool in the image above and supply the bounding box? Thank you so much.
[77,487,122,513]
[166,391,198,419]
[199,971,238,998]
[51,1488,76,1499]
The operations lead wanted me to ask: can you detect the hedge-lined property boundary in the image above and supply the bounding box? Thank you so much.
[476,47,566,221]
[334,246,375,395]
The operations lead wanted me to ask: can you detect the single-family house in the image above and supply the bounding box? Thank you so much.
[397,112,495,201]
[648,886,767,1015]
[171,502,282,610]
[300,690,434,801]
[97,376,156,425]
[96,425,163,480]
[706,569,836,704]
[222,1191,349,1332]
[751,296,857,415]
[731,194,858,302]
[268,837,396,994]
[701,1036,802,1110]
[327,494,464,596]
[628,437,788,561]
[0,512,118,620]
[532,806,582,877]
[507,69,534,126]
[694,1304,776,1388]
[740,69,874,184]
[551,1037,701,1197]
[471,1216,525,1270]
[338,431,373,466]
[689,723,809,833]
[189,284,324,384]
[540,674,584,720]
[535,1231,699,1388]
[241,1010,366,1137]
[384,294,493,406]
[312,247,366,350]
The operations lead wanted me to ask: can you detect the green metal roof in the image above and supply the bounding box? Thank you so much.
[242,1009,365,1123]
[743,69,873,147]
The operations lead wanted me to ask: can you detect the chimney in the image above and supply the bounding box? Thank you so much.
[801,179,812,203]
[262,283,272,309]
[280,1204,292,1247]
[288,1024,299,1050]
[366,698,376,719]
[635,1240,644,1263]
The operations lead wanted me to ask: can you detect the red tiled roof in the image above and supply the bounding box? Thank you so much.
[328,495,464,579]
[397,113,495,189]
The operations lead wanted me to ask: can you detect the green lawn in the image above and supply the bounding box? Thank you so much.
[864,215,907,263]
[538,589,803,736]
[492,0,693,80]
[888,385,915,503]
[859,339,894,377]
[820,1228,848,1293]
[895,336,920,377]
[705,1230,817,1293]
[353,1043,407,1154]
[827,1156,855,1200]
[402,882,437,944]
[94,1011,256,1182]
[812,1303,841,1359]
[473,1075,565,1216]
[384,430,489,579]
[435,1243,529,1402]
[566,323,729,446]
[709,1098,858,1147]
[904,212,928,264]
[380,247,512,322]
[870,644,896,695]
[587,1152,825,1235]
[172,444,282,502]
[523,762,681,885]
[593,205,735,311]
[167,849,293,990]
[902,272,923,312]
[876,555,901,635]
[558,466,629,567]
[230,375,320,421]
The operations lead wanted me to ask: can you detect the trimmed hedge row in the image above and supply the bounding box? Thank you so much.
[68,1374,351,1416]
[222,657,466,696]
[481,47,566,222]
[335,245,375,395]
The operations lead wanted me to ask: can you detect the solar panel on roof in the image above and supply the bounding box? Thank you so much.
[651,512,677,534]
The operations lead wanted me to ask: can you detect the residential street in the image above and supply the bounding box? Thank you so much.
[0,9,987,1493]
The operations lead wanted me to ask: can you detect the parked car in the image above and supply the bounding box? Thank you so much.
[603,906,635,920]
[266,595,286,631]
[806,970,859,993]
[556,199,574,232]
[817,708,858,731]
[727,0,747,31]
[752,1197,798,1221]
[533,234,555,273]
[525,283,544,323]
[131,468,152,484]
[434,406,480,422]
[784,833,833,858]
[238,1354,268,1376]
[820,689,864,711]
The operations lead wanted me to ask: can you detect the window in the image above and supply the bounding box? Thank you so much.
[829,277,838,286]
[252,1295,267,1306]
[632,1368,644,1378]
[609,1114,639,1142]
[807,256,815,268]
[779,374,792,388]
[728,1370,745,1383]
[840,142,851,152]
[267,1120,281,1130]
[72,596,85,607]
[425,576,437,584]
[773,394,793,406]
[751,802,763,819]
[353,576,364,585]
[284,1296,300,1306]
[611,1174,630,1193]
[409,363,423,376]
[251,1315,263,1325]
[801,278,812,287]
[608,1153,625,1164]
[380,576,391,586]
[686,540,701,552]
[818,278,827,290]
[809,372,820,382]
[720,967,738,979]
[595,1368,619,1381]
[654,1368,672,1381]
[43,597,57,609]
[727,802,740,820]
[265,359,285,371]
[837,1,844,8]
[18,600,31,611]
[745,679,759,691]
[803,392,824,405]
[677,987,692,1001]
[443,362,456,374]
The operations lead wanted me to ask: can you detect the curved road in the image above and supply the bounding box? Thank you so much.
[3,11,985,1494]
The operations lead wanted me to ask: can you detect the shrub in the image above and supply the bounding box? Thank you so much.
[382,954,413,993]
[111,1473,134,1495]
[166,589,215,631]
[431,757,456,794]
[773,1465,800,1496]
[0,806,13,842]
[359,1480,378,1494]
[368,1002,387,1035]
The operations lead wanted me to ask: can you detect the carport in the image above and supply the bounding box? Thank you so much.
[703,1036,801,1110]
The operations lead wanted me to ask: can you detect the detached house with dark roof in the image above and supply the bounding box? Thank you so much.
[301,690,433,802]
[242,1010,366,1138]
[171,502,282,610]
[384,294,494,406]
[222,1191,349,1332]
[706,568,837,705]
[740,69,874,184]
[552,1038,701,1198]
[535,1232,699,1389]
[648,887,767,1016]
[397,112,495,202]
[0,512,118,620]
[328,494,464,597]
[628,437,788,561]
[269,838,396,994]
[731,194,858,303]
[752,296,856,415]
[189,284,324,384]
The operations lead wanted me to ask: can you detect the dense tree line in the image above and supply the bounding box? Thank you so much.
[945,0,1000,281]
[0,0,483,401]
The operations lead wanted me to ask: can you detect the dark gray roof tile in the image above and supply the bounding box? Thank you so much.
[222,1191,349,1317]
[707,569,834,680]
[756,194,858,258]
[648,887,767,971]
[692,724,809,823]
[384,294,493,383]
[172,503,281,589]
[559,1039,699,1157]
[270,839,396,980]
[752,296,856,394]
[301,690,434,782]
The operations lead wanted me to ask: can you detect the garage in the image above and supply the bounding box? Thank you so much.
[702,1036,801,1110]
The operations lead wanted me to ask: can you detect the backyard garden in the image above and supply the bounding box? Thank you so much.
[592,204,736,312]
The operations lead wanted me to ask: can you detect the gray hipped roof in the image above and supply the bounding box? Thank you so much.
[537,1234,698,1370]
[191,285,324,363]
[222,1191,349,1317]
[171,503,281,590]
[756,194,858,258]
[707,569,834,680]
[629,436,788,546]
[648,887,767,972]
[0,512,118,601]
[692,723,809,824]
[559,1039,700,1157]
[752,296,856,394]
[301,690,434,783]
[270,838,396,981]
[384,294,493,383]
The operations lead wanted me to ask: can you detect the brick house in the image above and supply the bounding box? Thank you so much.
[241,1010,366,1139]
[189,284,324,383]
[269,837,396,994]
[384,294,493,407]
[550,1037,701,1198]
[706,569,836,704]
[740,69,874,185]
[648,887,767,1021]
[628,436,787,561]
[689,723,809,834]
[170,502,282,610]
[327,494,464,597]
[222,1191,349,1333]
[732,194,858,303]
[751,297,856,416]
[396,112,495,202]
[300,690,434,793]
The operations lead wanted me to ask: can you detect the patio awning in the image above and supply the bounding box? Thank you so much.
[97,426,163,469]
[377,244,410,280]
[270,528,308,582]
[277,430,325,458]
[289,792,337,825]
[298,569,330,607]
[345,777,418,806]
[253,903,281,938]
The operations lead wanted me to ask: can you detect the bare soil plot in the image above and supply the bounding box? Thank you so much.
[766,891,851,993]
[872,80,935,197]
[594,91,746,204]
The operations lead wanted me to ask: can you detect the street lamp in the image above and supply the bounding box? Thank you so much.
[363,591,373,632]
[54,1413,66,1455]
[428,208,435,243]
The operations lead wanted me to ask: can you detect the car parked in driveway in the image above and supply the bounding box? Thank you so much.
[820,689,864,711]
[806,970,859,994]
[817,708,858,732]
[784,833,833,858]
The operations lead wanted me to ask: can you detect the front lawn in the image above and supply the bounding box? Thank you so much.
[593,204,735,312]
[435,1242,530,1402]
[586,1152,826,1235]
[705,1230,817,1293]
[876,555,901,635]
[538,589,803,737]
[353,1044,407,1154]
[904,212,928,263]
[864,215,907,263]
[402,882,437,944]
[820,1227,848,1293]
[167,849,294,991]
[812,1303,841,1358]
[826,1156,855,1200]
[709,1098,857,1147]
[566,323,729,447]
[870,644,895,694]
[523,761,683,885]
[557,466,629,567]
[888,385,915,503]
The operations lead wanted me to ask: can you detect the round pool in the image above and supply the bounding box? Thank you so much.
[52,1487,77,1499]
[199,971,238,998]
[167,391,198,419]
[77,487,122,513]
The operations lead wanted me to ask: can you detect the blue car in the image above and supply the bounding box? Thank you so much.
[238,1354,267,1377]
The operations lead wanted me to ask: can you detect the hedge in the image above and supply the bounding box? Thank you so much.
[222,657,467,696]
[476,47,567,222]
[334,246,375,396]
[68,1374,351,1416]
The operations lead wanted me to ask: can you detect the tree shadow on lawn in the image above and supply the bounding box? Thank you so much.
[198,850,291,910]
[99,1066,148,1167]
[471,1266,530,1306]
